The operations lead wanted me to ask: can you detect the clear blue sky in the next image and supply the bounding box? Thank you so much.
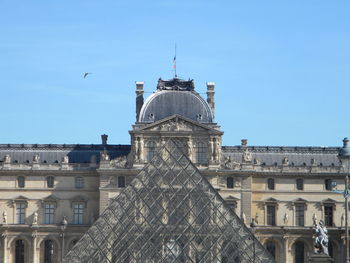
[1,1,349,147]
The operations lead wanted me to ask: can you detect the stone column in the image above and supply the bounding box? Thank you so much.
[2,232,8,263]
[283,236,289,263]
[32,231,37,263]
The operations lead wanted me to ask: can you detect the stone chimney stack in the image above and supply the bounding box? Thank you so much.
[136,82,144,122]
[101,134,108,145]
[206,82,215,119]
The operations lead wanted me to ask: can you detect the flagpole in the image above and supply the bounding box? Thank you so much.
[174,44,177,78]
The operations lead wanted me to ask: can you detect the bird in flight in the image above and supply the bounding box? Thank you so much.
[83,72,92,78]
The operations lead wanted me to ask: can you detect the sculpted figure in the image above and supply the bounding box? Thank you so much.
[282,157,289,165]
[242,149,252,162]
[101,151,110,161]
[3,211,7,224]
[33,212,38,224]
[313,219,329,255]
[62,155,69,164]
[33,154,40,163]
[3,154,11,164]
[283,213,289,225]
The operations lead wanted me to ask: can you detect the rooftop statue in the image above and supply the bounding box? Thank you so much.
[313,219,329,255]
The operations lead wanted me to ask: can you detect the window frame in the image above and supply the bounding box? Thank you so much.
[75,176,84,189]
[325,179,332,191]
[146,140,157,162]
[194,142,207,164]
[17,176,25,188]
[46,176,55,188]
[295,203,305,227]
[118,176,126,188]
[267,178,275,190]
[226,177,234,189]
[44,203,55,224]
[16,202,26,224]
[73,202,84,225]
[296,178,304,191]
[266,204,276,226]
[324,204,334,227]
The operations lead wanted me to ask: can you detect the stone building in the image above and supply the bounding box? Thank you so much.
[0,77,346,263]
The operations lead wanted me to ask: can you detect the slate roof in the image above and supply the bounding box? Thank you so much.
[0,143,341,167]
[0,144,131,164]
[222,146,340,167]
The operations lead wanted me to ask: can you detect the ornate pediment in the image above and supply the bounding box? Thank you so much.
[139,115,222,134]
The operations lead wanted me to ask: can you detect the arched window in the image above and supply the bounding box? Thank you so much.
[194,142,207,164]
[75,177,84,189]
[226,177,234,189]
[47,176,54,188]
[18,176,25,188]
[267,178,275,190]
[296,178,303,190]
[266,241,276,259]
[146,140,157,162]
[295,241,305,263]
[15,240,25,263]
[44,240,54,263]
[118,176,126,188]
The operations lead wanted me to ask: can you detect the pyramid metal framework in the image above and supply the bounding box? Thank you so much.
[64,140,275,263]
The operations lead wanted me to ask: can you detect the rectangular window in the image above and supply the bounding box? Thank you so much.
[324,205,333,226]
[16,203,26,224]
[295,204,305,226]
[266,205,276,226]
[44,203,55,224]
[195,142,207,164]
[73,203,84,224]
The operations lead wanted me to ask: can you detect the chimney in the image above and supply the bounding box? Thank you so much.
[343,137,349,148]
[101,134,108,145]
[206,82,215,119]
[241,139,248,146]
[135,82,144,121]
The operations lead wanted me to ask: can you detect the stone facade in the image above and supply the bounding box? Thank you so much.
[0,78,346,263]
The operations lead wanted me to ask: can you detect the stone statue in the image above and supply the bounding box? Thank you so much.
[254,158,261,165]
[313,219,329,255]
[62,155,69,164]
[33,212,38,224]
[283,213,289,225]
[282,157,289,166]
[2,211,7,224]
[341,213,345,227]
[255,213,259,224]
[242,212,246,224]
[111,156,127,168]
[213,138,220,162]
[3,154,11,164]
[311,158,317,166]
[209,138,214,161]
[312,213,317,222]
[33,154,40,163]
[135,137,142,161]
[101,151,110,161]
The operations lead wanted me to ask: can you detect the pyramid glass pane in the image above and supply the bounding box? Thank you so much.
[64,139,275,263]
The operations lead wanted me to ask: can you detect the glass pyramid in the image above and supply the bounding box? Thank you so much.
[64,139,275,263]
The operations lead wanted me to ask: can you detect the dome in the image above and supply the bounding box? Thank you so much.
[139,78,213,123]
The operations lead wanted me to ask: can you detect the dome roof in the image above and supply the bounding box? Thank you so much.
[139,78,213,123]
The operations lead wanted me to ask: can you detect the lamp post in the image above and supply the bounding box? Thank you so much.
[337,138,350,263]
[60,216,68,263]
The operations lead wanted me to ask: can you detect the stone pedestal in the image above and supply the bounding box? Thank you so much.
[308,253,334,262]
